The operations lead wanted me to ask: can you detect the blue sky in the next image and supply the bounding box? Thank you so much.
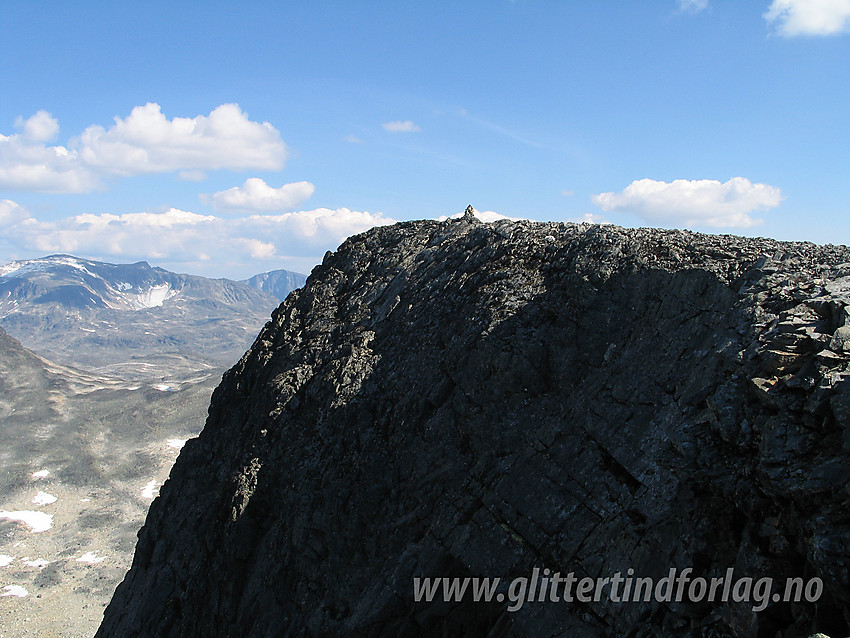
[1,0,849,278]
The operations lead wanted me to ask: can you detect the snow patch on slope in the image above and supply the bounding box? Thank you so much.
[112,283,178,310]
[1,585,28,598]
[32,491,57,506]
[141,480,159,499]
[167,438,187,450]
[0,510,54,533]
[76,551,105,564]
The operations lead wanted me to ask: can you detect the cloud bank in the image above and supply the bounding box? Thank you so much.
[209,178,315,213]
[592,177,783,228]
[0,201,395,274]
[0,104,287,193]
[764,0,850,36]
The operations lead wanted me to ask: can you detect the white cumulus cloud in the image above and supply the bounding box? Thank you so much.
[0,104,288,193]
[382,120,421,133]
[0,200,31,227]
[764,0,850,35]
[0,131,100,193]
[209,177,315,213]
[78,103,287,175]
[592,177,783,228]
[232,238,277,259]
[15,110,59,142]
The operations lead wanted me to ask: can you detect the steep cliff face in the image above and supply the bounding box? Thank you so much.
[98,218,850,637]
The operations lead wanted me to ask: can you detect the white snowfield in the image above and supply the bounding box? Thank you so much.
[0,256,96,277]
[167,438,187,450]
[141,480,159,499]
[75,552,105,564]
[128,283,176,309]
[107,282,179,310]
[31,470,50,479]
[1,585,28,598]
[32,491,57,506]
[152,384,176,392]
[0,510,54,533]
[0,555,13,567]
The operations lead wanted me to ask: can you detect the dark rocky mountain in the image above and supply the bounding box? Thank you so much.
[0,326,217,636]
[242,268,307,302]
[0,255,304,379]
[97,218,850,637]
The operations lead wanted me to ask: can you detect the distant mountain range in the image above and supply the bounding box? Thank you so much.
[0,254,306,379]
[242,268,307,301]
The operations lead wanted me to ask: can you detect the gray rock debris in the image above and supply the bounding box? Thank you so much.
[98,219,850,637]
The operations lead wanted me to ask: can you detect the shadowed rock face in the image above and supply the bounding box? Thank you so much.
[97,219,850,637]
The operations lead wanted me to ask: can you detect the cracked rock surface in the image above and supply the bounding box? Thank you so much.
[97,218,850,637]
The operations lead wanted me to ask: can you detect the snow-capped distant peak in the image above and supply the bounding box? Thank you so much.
[0,254,183,311]
[0,259,30,277]
[0,255,94,278]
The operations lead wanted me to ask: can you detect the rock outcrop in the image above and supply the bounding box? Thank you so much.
[97,217,850,637]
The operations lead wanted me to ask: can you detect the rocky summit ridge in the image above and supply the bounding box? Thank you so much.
[97,216,850,637]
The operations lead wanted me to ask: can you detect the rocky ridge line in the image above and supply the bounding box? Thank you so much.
[97,217,850,637]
